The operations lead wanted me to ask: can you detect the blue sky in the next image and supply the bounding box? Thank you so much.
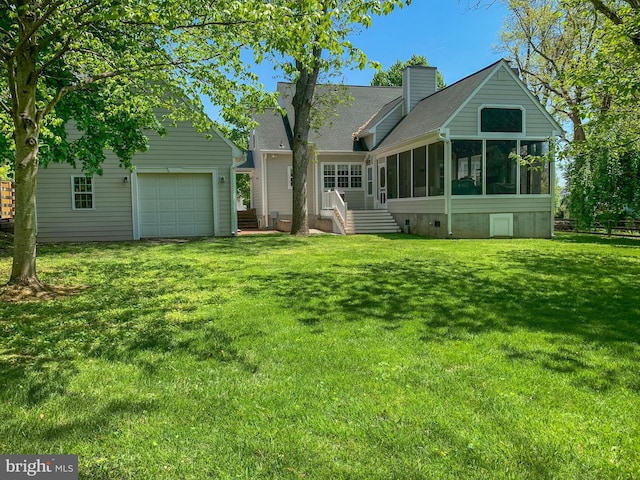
[204,1,509,119]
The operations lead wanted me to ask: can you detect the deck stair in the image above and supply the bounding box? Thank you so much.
[237,208,259,230]
[345,210,401,234]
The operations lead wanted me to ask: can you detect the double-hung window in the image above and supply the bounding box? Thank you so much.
[72,176,94,209]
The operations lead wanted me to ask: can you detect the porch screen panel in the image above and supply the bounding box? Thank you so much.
[387,154,398,199]
[428,142,444,196]
[413,146,427,197]
[486,140,517,194]
[520,140,550,194]
[451,140,482,195]
[399,150,412,198]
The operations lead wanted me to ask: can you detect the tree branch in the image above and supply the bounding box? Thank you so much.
[589,0,623,25]
[0,98,11,115]
[36,0,103,56]
[6,57,17,118]
[12,0,67,58]
[35,35,74,77]
[38,54,223,120]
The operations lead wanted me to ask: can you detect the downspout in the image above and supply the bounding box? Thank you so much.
[262,153,268,229]
[439,128,453,236]
[231,154,244,236]
[550,137,556,237]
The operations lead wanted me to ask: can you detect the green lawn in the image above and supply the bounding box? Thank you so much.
[1,233,639,479]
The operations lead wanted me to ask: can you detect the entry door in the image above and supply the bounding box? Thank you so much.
[378,163,387,208]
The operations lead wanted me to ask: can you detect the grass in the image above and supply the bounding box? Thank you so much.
[1,233,639,479]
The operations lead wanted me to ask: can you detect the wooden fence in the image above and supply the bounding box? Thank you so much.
[555,218,640,238]
[1,180,15,219]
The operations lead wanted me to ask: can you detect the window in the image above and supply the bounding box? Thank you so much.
[287,166,293,189]
[323,163,363,189]
[337,164,349,188]
[350,164,362,188]
[399,150,412,198]
[520,140,550,194]
[428,142,444,196]
[413,147,427,197]
[481,107,523,133]
[72,176,94,209]
[367,166,373,196]
[486,140,517,194]
[323,164,335,188]
[452,140,482,195]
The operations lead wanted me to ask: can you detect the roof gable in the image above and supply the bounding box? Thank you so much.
[375,60,501,150]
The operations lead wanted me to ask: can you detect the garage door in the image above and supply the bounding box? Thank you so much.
[138,173,214,237]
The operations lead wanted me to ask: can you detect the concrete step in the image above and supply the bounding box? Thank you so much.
[345,210,401,234]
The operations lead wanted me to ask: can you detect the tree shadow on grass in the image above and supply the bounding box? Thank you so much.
[257,248,640,393]
[0,253,257,410]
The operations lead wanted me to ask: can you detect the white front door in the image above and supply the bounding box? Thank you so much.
[378,163,387,208]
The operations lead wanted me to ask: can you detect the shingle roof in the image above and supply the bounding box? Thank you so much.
[353,95,403,139]
[254,83,402,152]
[252,60,504,155]
[375,60,501,150]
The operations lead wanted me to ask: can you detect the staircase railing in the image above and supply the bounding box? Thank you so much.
[322,189,348,225]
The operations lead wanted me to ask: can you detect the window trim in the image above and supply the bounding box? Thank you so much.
[321,162,364,190]
[477,104,526,138]
[287,166,293,190]
[71,175,95,210]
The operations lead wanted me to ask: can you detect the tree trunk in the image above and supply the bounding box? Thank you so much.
[7,7,44,288]
[10,139,41,287]
[290,58,321,236]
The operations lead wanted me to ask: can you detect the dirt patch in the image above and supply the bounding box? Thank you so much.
[0,283,87,303]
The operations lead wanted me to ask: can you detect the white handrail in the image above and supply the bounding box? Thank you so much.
[322,189,347,225]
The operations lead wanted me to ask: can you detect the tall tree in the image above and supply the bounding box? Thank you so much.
[0,1,271,288]
[499,0,602,142]
[371,53,446,89]
[261,0,411,236]
[500,0,640,225]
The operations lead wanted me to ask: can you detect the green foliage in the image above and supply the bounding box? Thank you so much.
[0,164,10,180]
[0,1,274,172]
[500,0,640,226]
[257,0,411,234]
[371,53,446,89]
[1,234,640,477]
[236,173,251,206]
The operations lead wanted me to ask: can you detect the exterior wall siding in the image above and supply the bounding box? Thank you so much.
[403,67,438,114]
[446,64,557,138]
[388,197,446,214]
[37,119,235,242]
[36,158,134,242]
[266,155,293,217]
[375,107,404,145]
[451,196,551,214]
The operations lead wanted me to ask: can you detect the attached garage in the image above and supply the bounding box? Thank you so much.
[137,173,215,238]
[36,114,245,243]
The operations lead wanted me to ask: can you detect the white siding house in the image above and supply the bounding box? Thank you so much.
[36,117,243,242]
[249,59,562,238]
